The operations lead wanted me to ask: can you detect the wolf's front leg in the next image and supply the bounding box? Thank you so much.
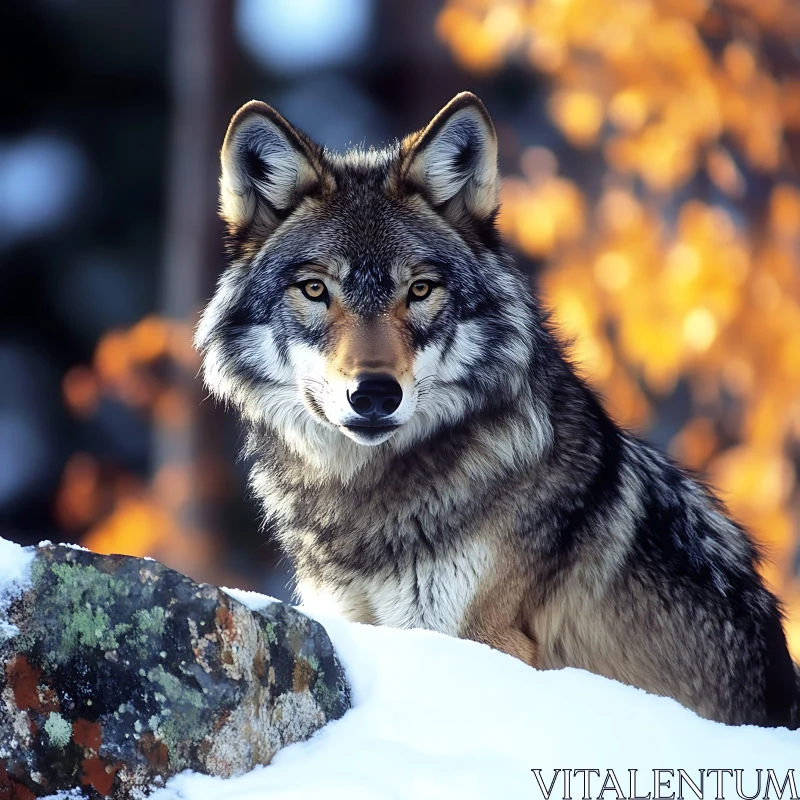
[296,578,377,625]
[460,577,539,667]
[465,623,539,667]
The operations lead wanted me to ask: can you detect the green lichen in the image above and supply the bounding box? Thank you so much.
[21,562,134,663]
[133,607,166,636]
[50,562,127,603]
[148,666,205,711]
[129,606,168,653]
[61,605,129,654]
[21,560,171,665]
[44,712,72,749]
[30,557,47,588]
[146,665,210,768]
[262,621,277,645]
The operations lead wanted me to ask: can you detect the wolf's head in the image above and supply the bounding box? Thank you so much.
[197,93,549,471]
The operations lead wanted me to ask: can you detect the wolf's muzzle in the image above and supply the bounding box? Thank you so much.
[346,375,403,422]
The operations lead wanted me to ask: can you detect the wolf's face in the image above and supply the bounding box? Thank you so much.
[197,93,542,468]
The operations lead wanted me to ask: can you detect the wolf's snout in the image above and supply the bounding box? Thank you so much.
[347,375,403,420]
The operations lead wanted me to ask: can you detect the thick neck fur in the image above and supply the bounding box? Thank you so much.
[245,340,608,575]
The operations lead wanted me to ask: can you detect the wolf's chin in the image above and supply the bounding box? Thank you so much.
[337,425,399,446]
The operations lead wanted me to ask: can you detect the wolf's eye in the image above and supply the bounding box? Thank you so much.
[299,280,328,302]
[408,281,434,302]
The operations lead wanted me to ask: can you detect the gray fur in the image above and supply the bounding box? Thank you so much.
[198,93,800,728]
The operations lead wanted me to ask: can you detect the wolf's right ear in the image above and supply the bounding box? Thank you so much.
[219,101,330,234]
[399,92,499,225]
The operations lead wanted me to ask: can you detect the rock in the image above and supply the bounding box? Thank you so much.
[0,545,350,798]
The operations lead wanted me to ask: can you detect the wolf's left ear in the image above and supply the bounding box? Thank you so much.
[400,92,499,223]
[219,100,329,235]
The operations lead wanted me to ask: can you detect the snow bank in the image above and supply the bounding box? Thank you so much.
[0,537,34,639]
[148,588,800,800]
[0,537,35,591]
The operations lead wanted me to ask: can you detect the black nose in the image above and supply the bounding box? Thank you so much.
[347,375,403,420]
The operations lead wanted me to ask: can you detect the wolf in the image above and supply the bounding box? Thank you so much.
[197,92,800,728]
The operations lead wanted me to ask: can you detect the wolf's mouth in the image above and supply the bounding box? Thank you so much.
[341,423,399,434]
[339,422,400,444]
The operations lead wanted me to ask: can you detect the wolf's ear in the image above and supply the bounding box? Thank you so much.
[219,101,329,234]
[400,92,499,224]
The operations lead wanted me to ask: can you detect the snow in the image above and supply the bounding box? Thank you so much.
[2,541,794,799]
[223,586,281,612]
[151,596,800,800]
[38,539,90,552]
[0,537,34,589]
[0,536,34,639]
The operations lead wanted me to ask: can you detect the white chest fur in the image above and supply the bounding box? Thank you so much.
[298,538,492,636]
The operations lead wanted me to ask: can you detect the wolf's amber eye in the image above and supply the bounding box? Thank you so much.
[299,280,328,302]
[408,281,433,302]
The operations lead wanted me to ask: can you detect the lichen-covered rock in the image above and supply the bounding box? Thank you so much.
[0,545,350,798]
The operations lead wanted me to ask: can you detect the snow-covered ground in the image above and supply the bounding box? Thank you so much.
[0,536,34,638]
[153,587,800,800]
[2,539,798,800]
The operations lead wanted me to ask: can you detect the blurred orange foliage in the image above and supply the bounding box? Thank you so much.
[56,317,228,584]
[438,0,800,656]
